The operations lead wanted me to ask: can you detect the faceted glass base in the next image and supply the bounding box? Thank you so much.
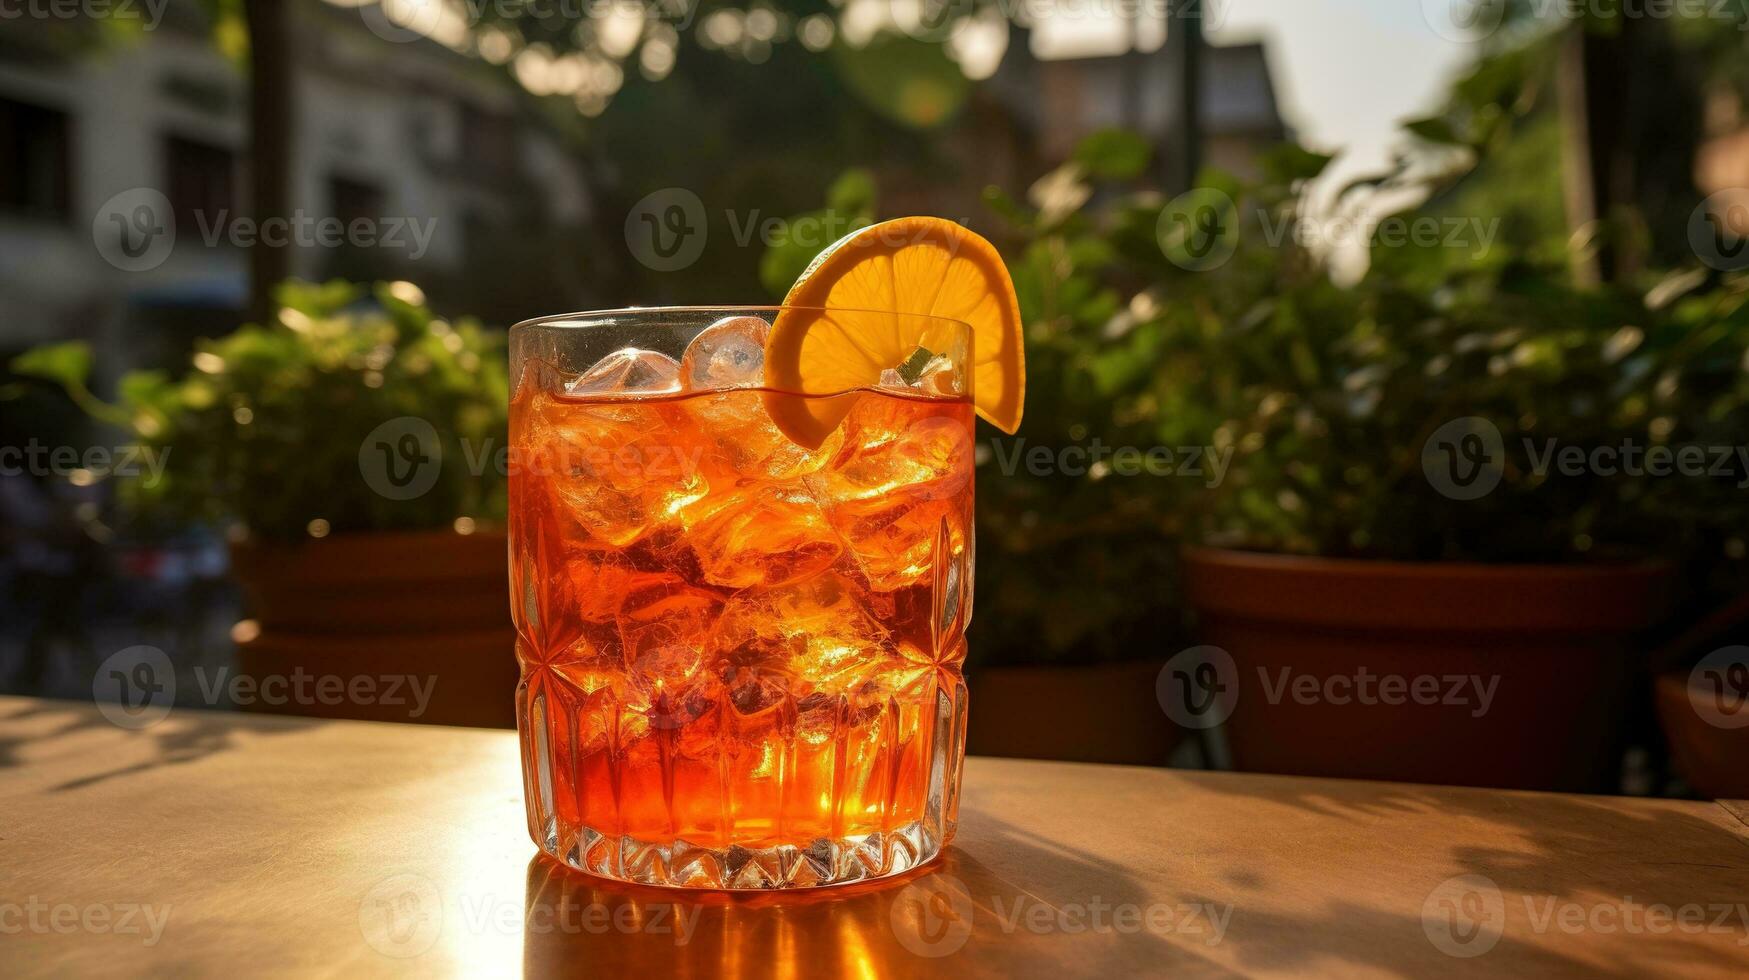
[540,821,946,890]
[517,673,967,890]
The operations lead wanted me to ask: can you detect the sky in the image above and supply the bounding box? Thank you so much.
[1034,0,1482,195]
[1211,0,1480,185]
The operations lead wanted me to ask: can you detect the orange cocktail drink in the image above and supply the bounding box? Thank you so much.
[510,219,1025,889]
[510,310,974,888]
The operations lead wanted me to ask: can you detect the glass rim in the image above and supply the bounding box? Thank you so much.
[509,305,973,333]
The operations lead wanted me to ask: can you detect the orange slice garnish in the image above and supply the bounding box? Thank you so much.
[764,217,1025,448]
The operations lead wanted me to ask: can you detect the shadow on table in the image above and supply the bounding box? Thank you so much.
[1182,771,1749,976]
[0,697,319,790]
[521,832,1248,979]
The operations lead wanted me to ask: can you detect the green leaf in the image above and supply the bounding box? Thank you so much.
[11,341,93,390]
[118,370,173,408]
[760,169,877,298]
[1065,235,1117,271]
[1402,116,1464,145]
[1073,129,1153,180]
[826,168,876,216]
[983,185,1032,229]
[1258,144,1335,186]
[1195,167,1243,203]
[759,208,870,298]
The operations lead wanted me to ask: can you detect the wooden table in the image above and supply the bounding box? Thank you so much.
[3,695,1747,978]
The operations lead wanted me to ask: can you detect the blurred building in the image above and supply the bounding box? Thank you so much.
[0,0,589,366]
[1004,37,1288,181]
[1,3,1284,369]
[880,34,1288,228]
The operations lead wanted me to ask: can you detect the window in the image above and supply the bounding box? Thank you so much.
[164,136,236,230]
[0,97,73,220]
[321,175,397,282]
[459,105,517,184]
[328,175,385,229]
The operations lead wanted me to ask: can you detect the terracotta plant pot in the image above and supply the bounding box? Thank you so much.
[968,660,1182,766]
[1654,670,1749,799]
[1182,547,1674,791]
[230,530,516,728]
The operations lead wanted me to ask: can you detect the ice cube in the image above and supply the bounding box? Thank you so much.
[710,571,892,695]
[531,383,708,547]
[569,347,681,397]
[679,483,841,589]
[680,316,769,390]
[815,397,974,589]
[617,576,724,727]
[877,347,961,393]
[682,388,843,482]
[916,355,963,397]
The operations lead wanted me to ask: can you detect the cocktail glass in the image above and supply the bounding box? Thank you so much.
[508,307,973,889]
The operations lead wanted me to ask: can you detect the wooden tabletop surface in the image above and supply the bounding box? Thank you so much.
[3,695,1747,979]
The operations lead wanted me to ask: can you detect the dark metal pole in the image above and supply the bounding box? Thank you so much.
[244,0,294,325]
[1557,15,1641,285]
[1165,0,1204,193]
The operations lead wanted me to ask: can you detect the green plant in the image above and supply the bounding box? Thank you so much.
[993,136,1749,569]
[12,280,508,542]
